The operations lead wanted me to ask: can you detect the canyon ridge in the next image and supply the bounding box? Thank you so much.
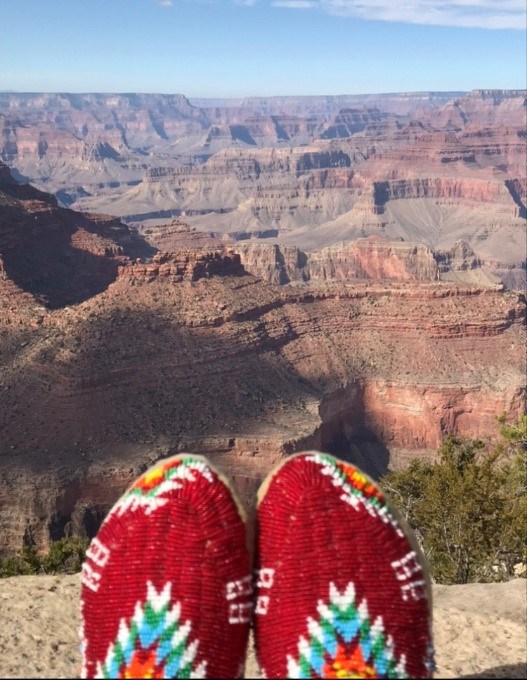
[1,89,525,288]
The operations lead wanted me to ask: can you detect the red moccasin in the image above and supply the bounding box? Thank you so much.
[80,454,251,679]
[254,452,434,679]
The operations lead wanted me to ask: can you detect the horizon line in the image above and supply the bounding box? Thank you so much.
[2,88,526,99]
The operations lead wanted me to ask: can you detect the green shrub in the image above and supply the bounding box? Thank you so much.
[382,415,527,584]
[0,537,89,578]
[40,537,90,574]
[497,414,527,575]
[0,556,32,578]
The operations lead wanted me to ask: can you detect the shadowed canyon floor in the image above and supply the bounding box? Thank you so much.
[0,575,525,678]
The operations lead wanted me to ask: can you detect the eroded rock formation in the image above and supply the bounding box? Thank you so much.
[0,149,525,557]
[1,90,525,289]
[148,225,497,287]
[115,249,244,286]
[0,162,154,307]
[1,262,524,554]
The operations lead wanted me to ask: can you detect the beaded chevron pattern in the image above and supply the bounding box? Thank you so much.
[95,582,206,679]
[107,457,214,518]
[305,453,404,537]
[287,581,408,679]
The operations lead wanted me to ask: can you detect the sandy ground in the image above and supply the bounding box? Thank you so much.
[0,575,525,678]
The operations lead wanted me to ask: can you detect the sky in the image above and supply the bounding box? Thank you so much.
[1,0,525,97]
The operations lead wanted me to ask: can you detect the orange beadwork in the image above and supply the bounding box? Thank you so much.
[123,648,162,679]
[338,462,384,501]
[323,645,377,679]
[131,460,180,493]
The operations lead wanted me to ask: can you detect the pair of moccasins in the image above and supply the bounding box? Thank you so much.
[80,452,434,678]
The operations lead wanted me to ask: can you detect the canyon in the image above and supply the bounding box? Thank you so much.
[0,162,525,555]
[0,87,525,555]
[1,89,525,289]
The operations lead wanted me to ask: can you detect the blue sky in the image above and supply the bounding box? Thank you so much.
[1,0,525,96]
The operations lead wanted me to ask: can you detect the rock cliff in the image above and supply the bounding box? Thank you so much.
[114,249,244,286]
[1,264,524,553]
[235,238,438,283]
[0,162,154,307]
[367,177,522,217]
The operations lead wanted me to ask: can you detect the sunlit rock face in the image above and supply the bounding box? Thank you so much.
[1,90,525,288]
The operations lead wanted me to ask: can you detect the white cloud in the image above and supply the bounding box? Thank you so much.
[270,0,526,29]
[156,0,173,7]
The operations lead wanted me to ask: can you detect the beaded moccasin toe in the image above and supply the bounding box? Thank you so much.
[254,452,434,679]
[80,454,252,679]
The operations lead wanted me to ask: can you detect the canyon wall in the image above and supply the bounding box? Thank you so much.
[1,90,525,289]
[0,161,154,307]
[235,238,439,283]
[141,223,500,287]
[1,101,526,554]
[369,177,522,217]
[1,266,524,554]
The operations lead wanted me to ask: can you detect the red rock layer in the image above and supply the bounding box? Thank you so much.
[114,249,244,286]
[0,271,524,555]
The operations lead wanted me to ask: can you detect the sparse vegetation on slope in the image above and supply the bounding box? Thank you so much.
[382,414,527,584]
[0,538,89,578]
